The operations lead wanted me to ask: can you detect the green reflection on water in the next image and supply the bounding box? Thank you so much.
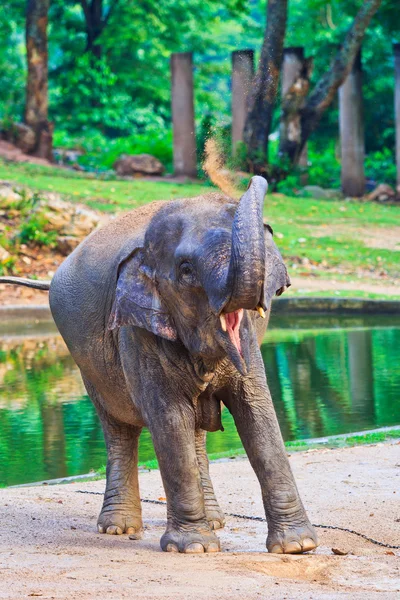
[0,314,399,486]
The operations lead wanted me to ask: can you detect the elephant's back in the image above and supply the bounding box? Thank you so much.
[49,201,166,371]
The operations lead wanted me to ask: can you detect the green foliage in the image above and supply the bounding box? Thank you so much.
[0,255,16,276]
[17,214,58,247]
[54,128,174,172]
[365,148,397,186]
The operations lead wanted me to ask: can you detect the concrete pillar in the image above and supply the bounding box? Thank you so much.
[280,47,309,179]
[339,50,365,197]
[281,47,304,97]
[231,49,254,152]
[171,52,197,177]
[394,44,400,191]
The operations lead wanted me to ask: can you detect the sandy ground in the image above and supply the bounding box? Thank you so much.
[0,443,399,599]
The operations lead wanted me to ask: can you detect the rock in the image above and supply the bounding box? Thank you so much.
[303,185,342,200]
[365,183,396,203]
[36,196,101,237]
[0,185,20,208]
[1,122,36,154]
[56,236,81,256]
[72,208,100,236]
[13,123,36,154]
[53,148,84,165]
[114,154,164,176]
[0,245,10,261]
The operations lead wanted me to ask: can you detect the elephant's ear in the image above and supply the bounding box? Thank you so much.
[108,248,177,341]
[262,223,291,306]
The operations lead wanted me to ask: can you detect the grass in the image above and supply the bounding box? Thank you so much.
[0,160,212,212]
[1,159,400,286]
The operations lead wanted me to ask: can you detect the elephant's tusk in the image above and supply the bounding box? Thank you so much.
[220,314,227,332]
[257,306,266,319]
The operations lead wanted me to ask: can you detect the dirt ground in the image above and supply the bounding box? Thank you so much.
[0,443,399,599]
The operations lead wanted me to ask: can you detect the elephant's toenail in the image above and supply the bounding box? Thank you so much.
[128,529,143,540]
[97,525,104,534]
[302,538,317,552]
[207,542,220,552]
[185,543,205,554]
[211,520,223,530]
[106,525,123,535]
[284,541,302,554]
[269,545,284,554]
[166,543,179,552]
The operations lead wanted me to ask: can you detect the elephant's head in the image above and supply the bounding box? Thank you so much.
[109,176,290,375]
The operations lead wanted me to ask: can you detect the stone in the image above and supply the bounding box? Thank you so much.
[114,154,165,176]
[53,148,84,165]
[365,183,396,203]
[1,122,36,154]
[13,123,36,154]
[0,185,20,208]
[303,185,342,200]
[56,236,81,256]
[0,245,10,261]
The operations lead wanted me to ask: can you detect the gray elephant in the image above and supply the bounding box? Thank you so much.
[1,176,318,554]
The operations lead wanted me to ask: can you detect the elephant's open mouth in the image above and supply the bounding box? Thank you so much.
[220,309,244,356]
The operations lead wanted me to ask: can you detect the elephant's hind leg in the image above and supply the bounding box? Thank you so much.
[83,378,143,536]
[195,429,225,530]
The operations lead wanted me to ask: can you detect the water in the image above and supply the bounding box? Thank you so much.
[1,314,399,486]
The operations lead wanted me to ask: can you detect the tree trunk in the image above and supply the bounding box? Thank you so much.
[292,0,382,163]
[243,0,288,175]
[25,0,52,160]
[80,0,104,59]
[339,50,365,197]
[279,47,313,166]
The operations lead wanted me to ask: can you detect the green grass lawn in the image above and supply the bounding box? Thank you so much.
[2,160,400,286]
[0,160,212,212]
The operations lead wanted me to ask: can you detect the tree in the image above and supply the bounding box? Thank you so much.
[25,0,52,159]
[80,0,119,59]
[285,0,382,165]
[243,0,288,175]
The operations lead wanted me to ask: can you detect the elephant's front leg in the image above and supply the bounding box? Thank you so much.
[226,351,318,554]
[148,404,220,553]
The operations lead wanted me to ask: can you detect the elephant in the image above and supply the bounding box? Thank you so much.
[0,176,318,555]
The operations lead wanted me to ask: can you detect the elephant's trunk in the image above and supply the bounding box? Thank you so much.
[223,176,267,313]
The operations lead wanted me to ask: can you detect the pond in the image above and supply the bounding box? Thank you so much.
[1,313,400,486]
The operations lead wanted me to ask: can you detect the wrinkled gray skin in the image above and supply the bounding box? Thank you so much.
[46,176,317,554]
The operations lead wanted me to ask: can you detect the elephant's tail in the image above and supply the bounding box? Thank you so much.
[0,276,51,290]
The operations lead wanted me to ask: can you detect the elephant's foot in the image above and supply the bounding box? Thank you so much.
[161,524,220,553]
[267,521,318,554]
[97,504,143,536]
[205,506,226,530]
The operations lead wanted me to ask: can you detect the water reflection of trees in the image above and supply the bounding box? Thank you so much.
[1,325,400,485]
[0,337,105,486]
[261,328,400,441]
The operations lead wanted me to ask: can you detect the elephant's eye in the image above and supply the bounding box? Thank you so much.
[179,261,196,285]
